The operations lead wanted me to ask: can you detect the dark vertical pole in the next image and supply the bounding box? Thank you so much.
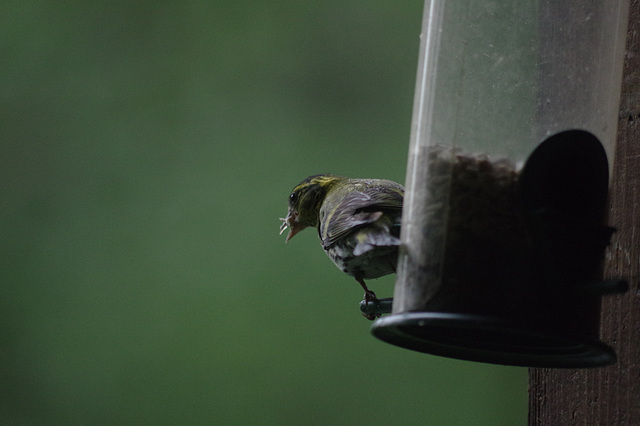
[528,2,640,424]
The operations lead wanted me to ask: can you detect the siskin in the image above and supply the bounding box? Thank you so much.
[280,174,404,314]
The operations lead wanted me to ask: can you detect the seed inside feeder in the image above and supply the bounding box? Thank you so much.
[400,145,533,316]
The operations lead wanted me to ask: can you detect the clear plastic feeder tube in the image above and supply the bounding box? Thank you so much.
[393,0,629,313]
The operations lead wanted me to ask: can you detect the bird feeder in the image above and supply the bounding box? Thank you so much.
[370,0,630,367]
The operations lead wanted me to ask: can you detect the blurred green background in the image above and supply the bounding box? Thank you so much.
[1,1,527,424]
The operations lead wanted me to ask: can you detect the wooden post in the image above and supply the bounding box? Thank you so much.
[528,2,640,424]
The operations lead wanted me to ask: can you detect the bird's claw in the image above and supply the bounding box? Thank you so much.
[364,290,378,303]
[362,290,381,320]
[362,312,380,321]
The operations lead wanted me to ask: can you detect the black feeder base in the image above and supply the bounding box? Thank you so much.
[371,311,618,368]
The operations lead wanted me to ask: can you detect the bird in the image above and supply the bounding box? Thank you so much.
[279,174,404,315]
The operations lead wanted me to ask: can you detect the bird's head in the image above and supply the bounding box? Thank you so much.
[279,174,343,242]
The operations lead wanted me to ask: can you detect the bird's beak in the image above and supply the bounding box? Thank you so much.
[279,209,306,242]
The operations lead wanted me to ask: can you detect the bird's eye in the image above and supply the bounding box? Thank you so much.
[289,192,297,203]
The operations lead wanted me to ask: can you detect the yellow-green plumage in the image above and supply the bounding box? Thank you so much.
[280,174,404,309]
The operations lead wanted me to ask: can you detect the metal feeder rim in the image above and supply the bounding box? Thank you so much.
[370,312,616,368]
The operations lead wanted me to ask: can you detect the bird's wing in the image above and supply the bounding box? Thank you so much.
[320,182,403,248]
